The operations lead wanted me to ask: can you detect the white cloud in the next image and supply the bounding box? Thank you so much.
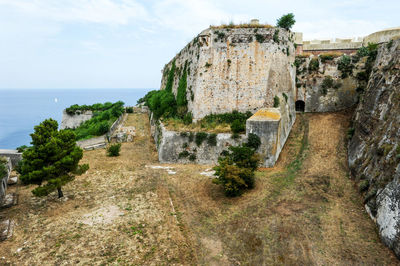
[297,19,389,40]
[153,0,249,35]
[0,0,148,25]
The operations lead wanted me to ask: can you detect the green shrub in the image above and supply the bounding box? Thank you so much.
[188,132,194,142]
[356,71,368,82]
[65,101,122,115]
[202,111,252,134]
[165,60,176,93]
[69,101,124,140]
[73,164,89,175]
[282,93,288,102]
[273,29,280,43]
[387,39,393,49]
[179,151,190,159]
[195,132,208,146]
[213,145,260,197]
[96,121,110,135]
[0,157,7,178]
[126,107,134,113]
[16,145,29,153]
[294,57,302,68]
[189,154,197,161]
[347,128,355,140]
[338,55,353,78]
[176,63,188,118]
[107,143,121,157]
[208,133,217,146]
[358,180,369,192]
[231,119,245,134]
[321,76,334,89]
[319,54,333,62]
[231,133,240,139]
[147,90,177,119]
[357,46,369,57]
[273,96,280,108]
[276,13,296,30]
[308,58,319,72]
[246,133,261,150]
[183,112,193,125]
[255,34,266,43]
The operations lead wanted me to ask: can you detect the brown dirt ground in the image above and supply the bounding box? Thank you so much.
[0,112,398,265]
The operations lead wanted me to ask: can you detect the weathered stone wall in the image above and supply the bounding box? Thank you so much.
[363,27,400,45]
[160,27,296,121]
[348,39,400,257]
[295,27,400,55]
[0,150,22,168]
[0,157,12,201]
[246,97,295,166]
[60,110,93,130]
[295,55,365,112]
[150,116,245,164]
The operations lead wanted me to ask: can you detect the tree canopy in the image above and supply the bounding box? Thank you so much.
[19,118,87,198]
[276,13,296,30]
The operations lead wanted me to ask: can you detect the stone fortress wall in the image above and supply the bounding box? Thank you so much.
[295,27,400,55]
[160,25,297,121]
[157,23,297,167]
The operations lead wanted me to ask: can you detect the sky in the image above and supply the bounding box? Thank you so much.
[0,0,398,89]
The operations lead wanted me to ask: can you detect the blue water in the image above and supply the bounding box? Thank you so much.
[0,88,152,149]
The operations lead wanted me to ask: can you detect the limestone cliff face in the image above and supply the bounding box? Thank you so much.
[348,39,400,257]
[160,27,296,121]
[60,110,93,130]
[295,55,365,112]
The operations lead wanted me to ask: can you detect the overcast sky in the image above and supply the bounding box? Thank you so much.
[0,0,398,89]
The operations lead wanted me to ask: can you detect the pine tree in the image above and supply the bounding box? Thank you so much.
[19,119,86,198]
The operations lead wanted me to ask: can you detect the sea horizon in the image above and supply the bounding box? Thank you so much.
[0,88,153,149]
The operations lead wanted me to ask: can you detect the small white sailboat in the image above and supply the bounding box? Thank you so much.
[54,98,58,103]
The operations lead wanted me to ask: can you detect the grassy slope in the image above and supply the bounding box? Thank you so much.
[0,112,397,265]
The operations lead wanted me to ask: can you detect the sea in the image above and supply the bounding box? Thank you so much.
[0,88,152,149]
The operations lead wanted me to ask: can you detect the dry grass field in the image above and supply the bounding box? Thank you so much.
[0,112,398,265]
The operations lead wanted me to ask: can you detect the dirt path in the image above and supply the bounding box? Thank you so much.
[0,112,398,265]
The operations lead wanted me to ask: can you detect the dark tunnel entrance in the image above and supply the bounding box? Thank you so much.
[295,100,305,112]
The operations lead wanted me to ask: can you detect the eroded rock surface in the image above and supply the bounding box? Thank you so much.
[348,38,400,257]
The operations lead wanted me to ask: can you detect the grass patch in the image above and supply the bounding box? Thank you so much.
[269,114,309,198]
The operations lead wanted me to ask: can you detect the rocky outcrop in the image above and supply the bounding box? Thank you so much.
[348,38,400,257]
[60,110,93,130]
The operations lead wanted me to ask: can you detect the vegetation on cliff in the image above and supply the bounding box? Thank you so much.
[276,13,296,30]
[66,102,120,115]
[67,101,124,140]
[18,119,88,198]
